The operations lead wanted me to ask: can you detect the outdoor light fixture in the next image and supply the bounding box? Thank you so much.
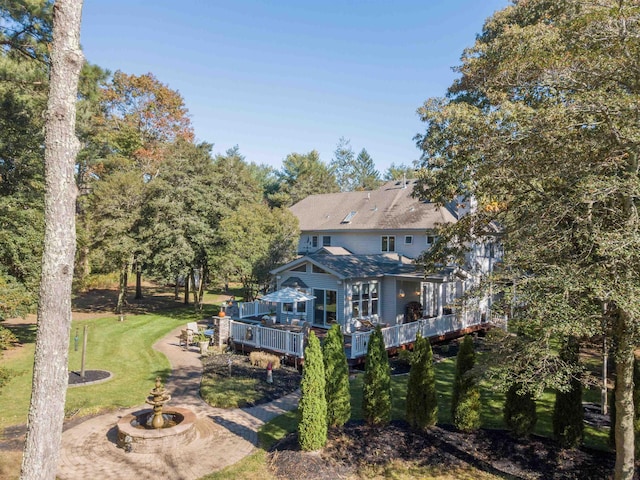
[398,289,405,298]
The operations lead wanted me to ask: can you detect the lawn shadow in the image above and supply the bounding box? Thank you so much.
[3,323,37,344]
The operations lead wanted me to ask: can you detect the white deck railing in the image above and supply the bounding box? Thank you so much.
[237,300,276,319]
[347,311,485,359]
[229,310,488,360]
[230,320,305,358]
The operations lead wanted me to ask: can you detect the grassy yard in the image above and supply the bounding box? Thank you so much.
[0,301,611,480]
[0,306,209,430]
[205,357,610,480]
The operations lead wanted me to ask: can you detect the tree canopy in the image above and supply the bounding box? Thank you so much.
[414,1,640,477]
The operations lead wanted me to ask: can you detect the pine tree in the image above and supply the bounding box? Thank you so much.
[406,334,437,429]
[323,324,351,427]
[362,326,391,426]
[504,383,537,437]
[451,335,481,432]
[298,331,327,450]
[552,337,584,448]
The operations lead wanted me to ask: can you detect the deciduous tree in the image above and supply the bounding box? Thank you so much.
[268,150,338,207]
[414,2,639,476]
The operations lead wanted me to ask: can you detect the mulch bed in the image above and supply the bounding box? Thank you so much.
[68,369,112,386]
[268,421,622,480]
[201,353,301,406]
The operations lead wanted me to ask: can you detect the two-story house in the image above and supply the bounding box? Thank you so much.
[268,179,493,334]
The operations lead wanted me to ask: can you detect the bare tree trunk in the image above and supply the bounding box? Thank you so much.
[613,309,636,480]
[174,277,179,300]
[134,257,142,300]
[183,275,189,305]
[197,264,207,312]
[20,2,84,479]
[115,263,128,315]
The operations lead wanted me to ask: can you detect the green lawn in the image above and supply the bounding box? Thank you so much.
[0,306,207,429]
[258,358,609,453]
[1,312,611,479]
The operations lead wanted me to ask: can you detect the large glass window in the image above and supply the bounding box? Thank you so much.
[351,282,378,319]
[322,235,331,246]
[381,235,395,252]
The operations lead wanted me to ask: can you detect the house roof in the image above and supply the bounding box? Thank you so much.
[308,253,416,279]
[273,251,459,282]
[290,179,457,232]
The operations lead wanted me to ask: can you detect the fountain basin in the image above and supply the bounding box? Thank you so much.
[116,406,197,453]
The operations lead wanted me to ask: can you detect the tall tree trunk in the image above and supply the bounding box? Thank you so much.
[20,2,84,479]
[183,276,189,305]
[613,309,636,480]
[115,263,128,315]
[134,257,142,300]
[197,264,207,312]
[190,268,199,308]
[174,277,179,301]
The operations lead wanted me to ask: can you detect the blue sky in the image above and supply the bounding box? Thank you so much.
[80,1,509,173]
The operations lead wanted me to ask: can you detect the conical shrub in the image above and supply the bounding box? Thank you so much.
[451,335,481,432]
[323,324,351,427]
[406,334,438,429]
[504,383,537,437]
[552,337,583,448]
[298,331,327,450]
[362,326,391,426]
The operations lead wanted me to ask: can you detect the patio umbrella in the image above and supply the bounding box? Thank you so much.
[259,287,315,303]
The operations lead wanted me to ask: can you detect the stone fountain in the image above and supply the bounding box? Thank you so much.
[116,377,197,453]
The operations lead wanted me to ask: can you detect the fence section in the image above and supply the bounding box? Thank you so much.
[230,320,305,358]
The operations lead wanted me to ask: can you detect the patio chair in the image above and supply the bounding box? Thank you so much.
[179,328,193,350]
[186,322,200,345]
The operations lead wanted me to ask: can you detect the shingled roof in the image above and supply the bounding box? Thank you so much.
[290,179,457,231]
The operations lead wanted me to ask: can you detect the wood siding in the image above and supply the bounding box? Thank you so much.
[298,230,433,259]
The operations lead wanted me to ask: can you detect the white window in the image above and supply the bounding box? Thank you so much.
[351,282,379,319]
[405,235,413,245]
[322,235,331,247]
[381,235,395,252]
[312,236,318,248]
[426,235,436,245]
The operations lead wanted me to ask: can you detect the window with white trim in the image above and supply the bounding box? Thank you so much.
[404,235,413,245]
[381,235,395,252]
[312,236,318,248]
[322,235,331,246]
[351,282,379,318]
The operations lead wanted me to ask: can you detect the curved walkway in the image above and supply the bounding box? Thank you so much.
[56,326,300,480]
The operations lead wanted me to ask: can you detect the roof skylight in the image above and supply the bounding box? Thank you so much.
[341,211,357,223]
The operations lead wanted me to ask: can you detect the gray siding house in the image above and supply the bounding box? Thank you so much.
[267,179,494,333]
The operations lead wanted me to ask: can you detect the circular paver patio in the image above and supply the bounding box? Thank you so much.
[56,326,300,480]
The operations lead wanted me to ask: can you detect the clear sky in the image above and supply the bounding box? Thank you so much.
[80,1,510,174]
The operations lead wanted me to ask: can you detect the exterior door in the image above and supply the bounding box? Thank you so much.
[313,289,337,327]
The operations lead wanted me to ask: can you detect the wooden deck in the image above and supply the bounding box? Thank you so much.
[226,313,495,366]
